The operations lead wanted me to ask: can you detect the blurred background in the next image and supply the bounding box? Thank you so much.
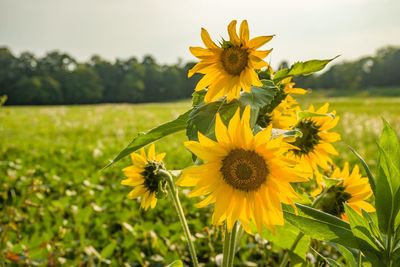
[1,0,400,266]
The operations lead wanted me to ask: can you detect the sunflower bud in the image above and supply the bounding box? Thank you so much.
[313,184,351,217]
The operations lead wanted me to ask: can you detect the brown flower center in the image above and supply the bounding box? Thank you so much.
[220,149,268,192]
[220,46,248,76]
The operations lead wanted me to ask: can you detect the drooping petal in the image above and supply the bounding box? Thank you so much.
[227,20,240,46]
[201,28,218,49]
[239,20,249,44]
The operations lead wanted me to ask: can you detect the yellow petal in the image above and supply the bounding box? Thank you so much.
[348,201,375,213]
[194,70,220,91]
[248,35,273,49]
[188,61,217,77]
[215,113,230,144]
[121,177,143,186]
[251,49,272,60]
[147,144,156,160]
[201,28,218,49]
[317,103,330,113]
[227,108,242,145]
[240,106,253,147]
[239,20,249,44]
[184,140,223,161]
[189,46,215,58]
[127,186,146,199]
[248,55,268,69]
[130,153,147,167]
[227,20,240,46]
[155,152,166,161]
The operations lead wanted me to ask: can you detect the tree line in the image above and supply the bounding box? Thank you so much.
[0,46,399,105]
[0,47,200,105]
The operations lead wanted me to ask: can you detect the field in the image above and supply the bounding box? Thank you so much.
[1,96,400,266]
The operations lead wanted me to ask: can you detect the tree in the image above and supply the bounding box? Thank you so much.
[62,65,103,104]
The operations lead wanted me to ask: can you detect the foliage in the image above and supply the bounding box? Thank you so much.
[1,46,400,106]
[1,98,400,265]
[285,120,400,266]
[0,47,199,105]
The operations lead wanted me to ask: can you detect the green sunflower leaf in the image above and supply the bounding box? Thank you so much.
[273,56,339,83]
[344,205,384,252]
[378,120,400,193]
[186,82,276,142]
[261,223,310,260]
[104,110,191,168]
[334,244,358,267]
[271,128,303,139]
[283,203,359,248]
[375,120,400,234]
[186,99,240,141]
[191,90,207,106]
[297,111,335,120]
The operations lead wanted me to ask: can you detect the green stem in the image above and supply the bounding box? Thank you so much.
[222,224,230,267]
[227,222,239,267]
[279,232,305,267]
[162,170,199,267]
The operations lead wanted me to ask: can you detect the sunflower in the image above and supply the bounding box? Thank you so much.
[314,162,375,219]
[189,20,273,103]
[121,144,166,210]
[281,77,308,96]
[287,103,341,176]
[267,95,299,130]
[177,106,306,233]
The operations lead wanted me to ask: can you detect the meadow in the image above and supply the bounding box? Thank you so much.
[1,95,400,266]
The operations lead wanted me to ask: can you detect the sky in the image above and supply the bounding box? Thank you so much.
[0,0,399,67]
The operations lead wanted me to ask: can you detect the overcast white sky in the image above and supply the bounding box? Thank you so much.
[0,0,399,67]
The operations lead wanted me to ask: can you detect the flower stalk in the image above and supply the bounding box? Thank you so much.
[222,221,240,267]
[160,170,199,267]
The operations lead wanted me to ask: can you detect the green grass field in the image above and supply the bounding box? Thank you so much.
[1,96,400,266]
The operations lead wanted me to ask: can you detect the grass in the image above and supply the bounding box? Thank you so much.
[1,96,400,266]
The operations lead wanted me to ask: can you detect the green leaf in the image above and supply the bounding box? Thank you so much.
[191,90,206,106]
[297,111,335,120]
[283,204,359,249]
[186,99,239,141]
[310,247,344,267]
[271,128,303,139]
[375,160,394,234]
[262,223,310,259]
[273,56,338,83]
[344,205,384,252]
[239,80,277,109]
[100,240,117,259]
[376,120,400,234]
[361,210,383,243]
[105,110,190,168]
[379,120,400,193]
[186,83,276,141]
[335,244,358,267]
[166,260,184,267]
[348,146,376,194]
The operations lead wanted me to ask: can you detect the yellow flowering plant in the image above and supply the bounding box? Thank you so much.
[106,20,400,267]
